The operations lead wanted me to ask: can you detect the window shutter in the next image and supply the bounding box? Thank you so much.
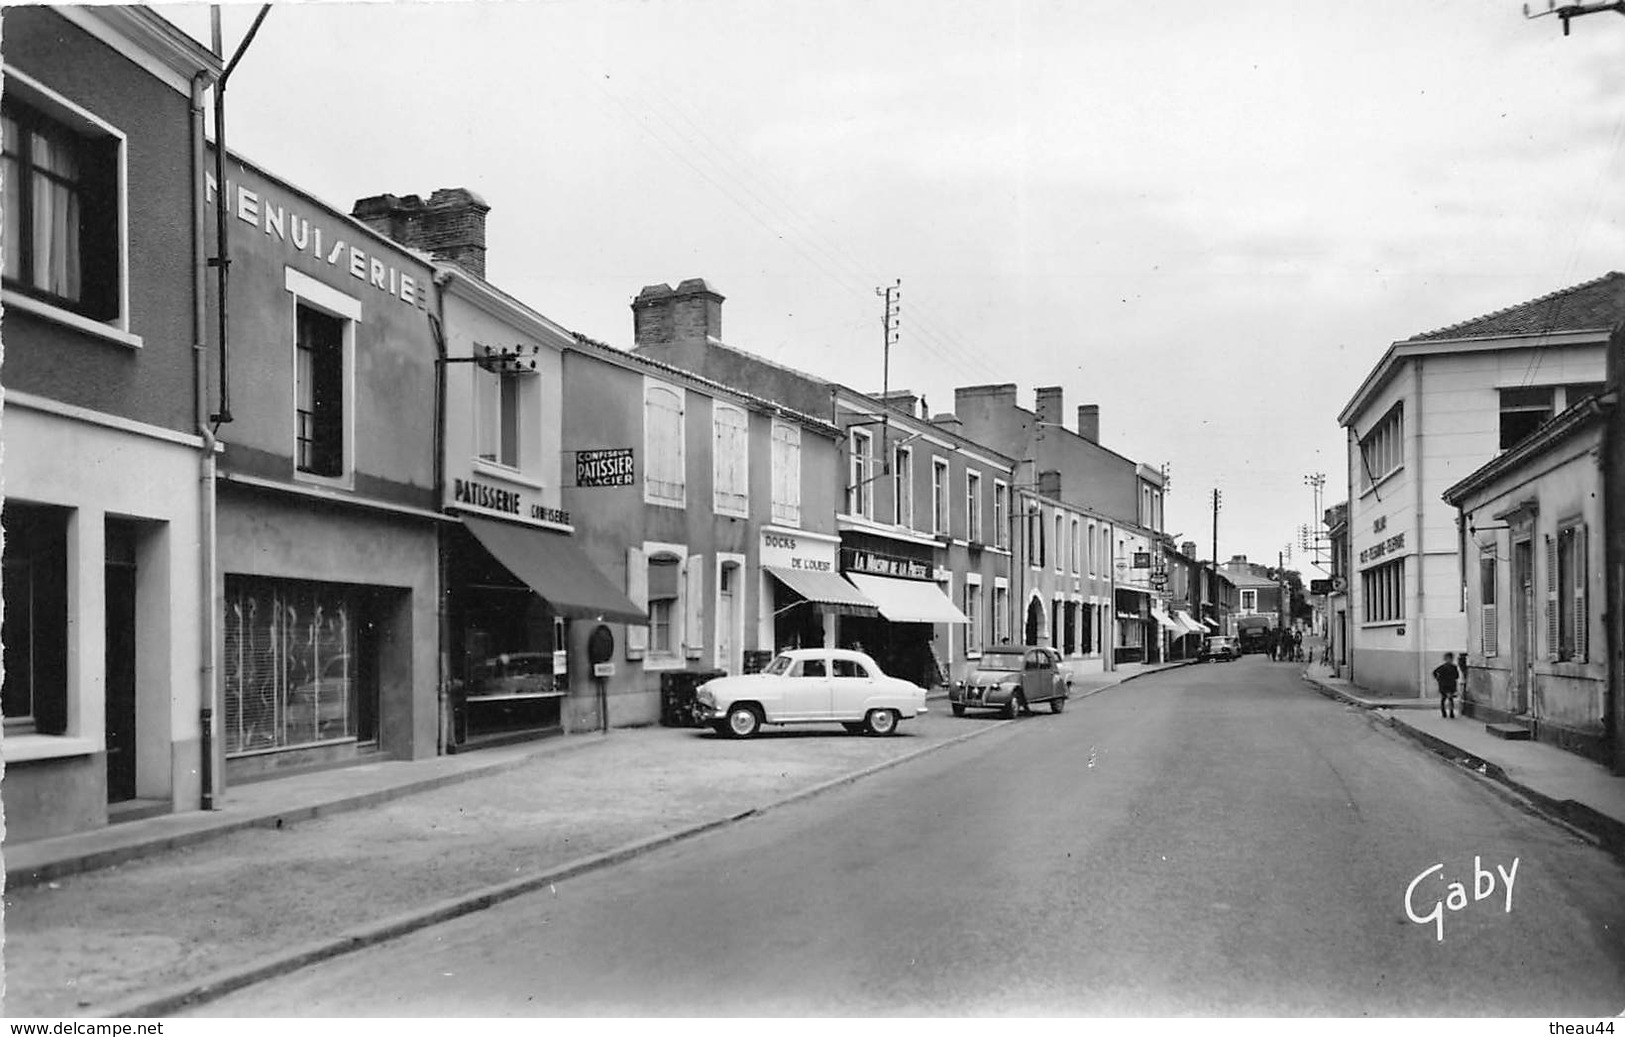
[684,554,705,656]
[1574,525,1588,663]
[1545,535,1559,662]
[1481,604,1497,658]
[625,547,648,658]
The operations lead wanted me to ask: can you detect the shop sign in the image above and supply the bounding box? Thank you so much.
[846,550,930,580]
[206,173,426,311]
[452,477,571,527]
[553,650,568,676]
[761,530,836,572]
[593,662,616,678]
[1359,531,1406,565]
[575,448,635,487]
[1133,551,1151,569]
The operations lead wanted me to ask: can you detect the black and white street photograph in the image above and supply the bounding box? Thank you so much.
[2,0,1624,1024]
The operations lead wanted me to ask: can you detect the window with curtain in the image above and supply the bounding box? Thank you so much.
[647,555,681,655]
[966,471,982,543]
[2,95,120,321]
[932,458,949,534]
[993,481,1008,548]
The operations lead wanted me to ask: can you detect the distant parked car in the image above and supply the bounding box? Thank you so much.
[949,644,1071,718]
[693,648,928,738]
[1199,636,1240,663]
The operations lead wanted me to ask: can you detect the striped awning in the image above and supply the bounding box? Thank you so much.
[766,567,879,617]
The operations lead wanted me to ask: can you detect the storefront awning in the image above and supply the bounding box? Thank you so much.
[846,573,969,624]
[1149,608,1182,632]
[462,516,647,625]
[1174,610,1206,635]
[766,566,879,617]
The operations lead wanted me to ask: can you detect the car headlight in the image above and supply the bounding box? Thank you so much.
[697,688,715,708]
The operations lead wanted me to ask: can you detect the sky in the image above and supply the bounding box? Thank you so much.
[152,0,1625,573]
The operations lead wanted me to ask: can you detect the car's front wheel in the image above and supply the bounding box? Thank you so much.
[864,708,899,736]
[950,703,966,717]
[1050,695,1066,714]
[1004,694,1024,720]
[725,704,761,739]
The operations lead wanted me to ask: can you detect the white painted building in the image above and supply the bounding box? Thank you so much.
[1336,273,1619,698]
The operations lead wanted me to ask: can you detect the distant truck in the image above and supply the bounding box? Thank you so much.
[1235,615,1274,654]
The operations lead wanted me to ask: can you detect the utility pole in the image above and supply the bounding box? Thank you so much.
[1210,487,1222,633]
[876,280,900,476]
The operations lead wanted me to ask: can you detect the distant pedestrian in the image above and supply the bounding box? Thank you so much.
[1433,651,1459,718]
[1292,628,1303,662]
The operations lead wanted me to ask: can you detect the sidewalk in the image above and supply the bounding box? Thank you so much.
[1300,663,1625,859]
[2,659,1191,1018]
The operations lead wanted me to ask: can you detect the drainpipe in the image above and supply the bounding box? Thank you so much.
[430,269,453,754]
[207,4,273,427]
[191,70,220,809]
[1414,357,1426,698]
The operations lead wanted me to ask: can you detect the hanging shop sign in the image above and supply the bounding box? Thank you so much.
[574,448,636,487]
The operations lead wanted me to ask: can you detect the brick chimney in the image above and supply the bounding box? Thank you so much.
[1034,386,1064,432]
[931,412,963,434]
[633,278,723,349]
[352,188,490,279]
[1076,405,1100,443]
[878,390,921,418]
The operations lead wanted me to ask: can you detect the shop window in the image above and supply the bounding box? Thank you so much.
[1550,524,1587,662]
[712,403,749,517]
[1499,387,1552,451]
[647,555,681,656]
[296,304,346,477]
[771,421,801,526]
[644,382,686,506]
[932,458,949,534]
[848,428,873,518]
[474,361,524,468]
[223,577,375,754]
[1,92,121,322]
[894,446,914,527]
[1,503,69,734]
[993,481,1008,549]
[1359,404,1404,488]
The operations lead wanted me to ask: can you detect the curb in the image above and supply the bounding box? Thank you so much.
[94,718,1013,1018]
[6,737,609,890]
[1301,673,1625,862]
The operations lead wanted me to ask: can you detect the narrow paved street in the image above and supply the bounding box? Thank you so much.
[196,659,1625,1016]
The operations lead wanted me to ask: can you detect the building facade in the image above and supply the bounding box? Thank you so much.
[1337,273,1617,698]
[2,7,221,840]
[205,155,444,783]
[1324,502,1351,675]
[1443,392,1614,764]
[627,279,1013,687]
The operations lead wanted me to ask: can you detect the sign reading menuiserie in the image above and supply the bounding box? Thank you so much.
[575,448,635,487]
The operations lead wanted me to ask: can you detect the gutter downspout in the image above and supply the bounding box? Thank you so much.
[191,70,220,809]
[430,270,453,755]
[1414,358,1427,698]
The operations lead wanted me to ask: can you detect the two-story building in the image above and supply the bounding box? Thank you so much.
[205,157,445,784]
[2,7,221,839]
[1337,273,1618,698]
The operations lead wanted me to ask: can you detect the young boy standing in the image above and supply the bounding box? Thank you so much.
[1433,651,1459,719]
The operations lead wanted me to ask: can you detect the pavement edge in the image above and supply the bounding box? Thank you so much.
[1301,672,1625,862]
[92,718,1012,1018]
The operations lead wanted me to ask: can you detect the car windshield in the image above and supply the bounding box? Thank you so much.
[763,654,795,676]
[976,651,1024,674]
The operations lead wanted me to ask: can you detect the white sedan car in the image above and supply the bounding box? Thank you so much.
[693,648,929,738]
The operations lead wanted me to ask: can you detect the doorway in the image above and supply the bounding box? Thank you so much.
[105,521,138,803]
[1025,597,1044,646]
[1512,537,1534,716]
[717,563,738,673]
